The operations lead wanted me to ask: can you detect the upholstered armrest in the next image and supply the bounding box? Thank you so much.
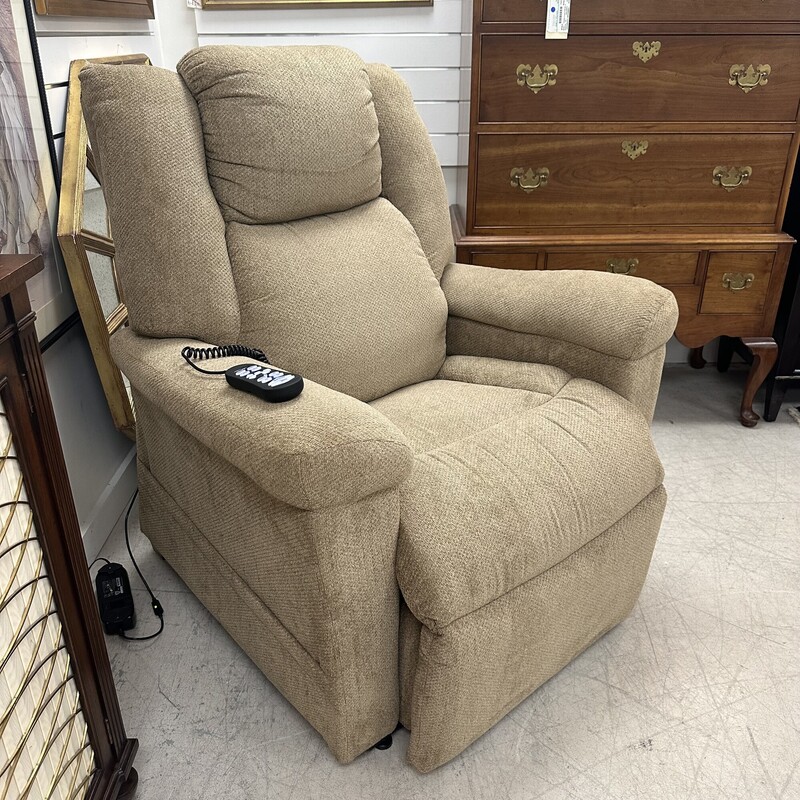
[443,262,678,358]
[442,262,679,419]
[112,329,413,511]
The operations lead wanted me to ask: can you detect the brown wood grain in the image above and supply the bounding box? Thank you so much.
[458,0,799,424]
[473,133,792,230]
[34,0,154,18]
[479,35,800,124]
[700,251,775,315]
[545,250,699,284]
[482,0,799,24]
[471,252,539,269]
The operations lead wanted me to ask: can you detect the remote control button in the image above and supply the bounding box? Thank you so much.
[256,376,271,383]
[246,373,258,380]
[269,371,284,379]
[235,369,249,377]
[269,375,294,386]
[247,365,261,372]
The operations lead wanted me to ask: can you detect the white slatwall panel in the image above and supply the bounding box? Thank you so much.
[395,68,460,101]
[194,0,470,171]
[37,32,158,85]
[34,14,160,166]
[197,33,460,67]
[34,4,472,176]
[194,1,462,34]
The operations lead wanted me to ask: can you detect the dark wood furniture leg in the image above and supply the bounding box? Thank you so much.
[689,346,706,369]
[118,768,139,800]
[740,338,779,427]
[763,380,789,422]
[717,336,736,373]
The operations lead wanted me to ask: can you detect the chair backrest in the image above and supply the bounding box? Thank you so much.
[80,45,453,401]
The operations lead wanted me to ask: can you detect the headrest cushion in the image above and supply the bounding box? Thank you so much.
[177,45,382,224]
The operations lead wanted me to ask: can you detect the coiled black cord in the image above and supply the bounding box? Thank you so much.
[181,344,270,375]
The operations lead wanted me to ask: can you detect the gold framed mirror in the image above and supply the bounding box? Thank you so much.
[57,54,151,441]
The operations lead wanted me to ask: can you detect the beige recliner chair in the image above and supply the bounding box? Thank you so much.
[81,45,678,773]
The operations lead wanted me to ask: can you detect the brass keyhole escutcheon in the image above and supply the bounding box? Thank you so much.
[621,140,649,160]
[606,258,639,276]
[713,166,752,192]
[633,41,661,63]
[510,167,550,193]
[722,272,755,292]
[516,63,558,94]
[729,64,771,93]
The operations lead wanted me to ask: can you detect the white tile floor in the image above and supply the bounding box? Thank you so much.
[98,366,800,800]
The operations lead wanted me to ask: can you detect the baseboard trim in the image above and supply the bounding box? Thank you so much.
[81,445,138,560]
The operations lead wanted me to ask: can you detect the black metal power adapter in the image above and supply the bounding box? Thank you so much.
[92,489,165,642]
[95,562,136,634]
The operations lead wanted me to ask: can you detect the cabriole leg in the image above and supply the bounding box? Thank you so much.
[740,338,779,427]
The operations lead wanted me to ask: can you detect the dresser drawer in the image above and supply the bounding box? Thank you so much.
[480,35,800,123]
[545,251,699,284]
[483,0,799,24]
[700,251,775,315]
[473,133,792,230]
[471,252,538,269]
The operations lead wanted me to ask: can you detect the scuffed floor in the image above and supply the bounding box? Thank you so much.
[98,366,800,800]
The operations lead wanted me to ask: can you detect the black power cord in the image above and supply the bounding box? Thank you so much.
[119,489,164,641]
[91,491,164,642]
[181,344,269,375]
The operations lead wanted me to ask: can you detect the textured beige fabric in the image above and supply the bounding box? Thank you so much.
[371,366,570,453]
[80,64,240,342]
[442,262,679,360]
[399,602,420,729]
[403,485,666,772]
[227,198,448,401]
[113,330,413,510]
[437,354,572,393]
[178,46,382,224]
[366,64,453,281]
[136,454,399,764]
[448,318,669,422]
[394,377,664,629]
[89,47,673,772]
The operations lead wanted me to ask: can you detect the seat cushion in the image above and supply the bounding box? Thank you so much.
[371,358,572,453]
[177,45,381,224]
[374,357,665,631]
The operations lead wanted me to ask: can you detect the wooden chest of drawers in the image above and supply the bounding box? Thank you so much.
[453,1,800,426]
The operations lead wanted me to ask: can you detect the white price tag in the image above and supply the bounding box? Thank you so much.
[545,0,571,39]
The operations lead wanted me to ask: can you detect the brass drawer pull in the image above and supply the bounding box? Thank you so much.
[729,64,771,94]
[606,258,639,276]
[722,272,755,292]
[510,167,550,193]
[621,140,648,160]
[633,41,661,63]
[713,166,752,192]
[516,64,558,94]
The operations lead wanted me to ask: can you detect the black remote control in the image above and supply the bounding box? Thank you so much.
[225,363,304,403]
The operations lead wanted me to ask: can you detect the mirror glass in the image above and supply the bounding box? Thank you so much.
[82,165,110,238]
[86,250,120,318]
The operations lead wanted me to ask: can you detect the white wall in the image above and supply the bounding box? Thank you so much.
[41,326,137,559]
